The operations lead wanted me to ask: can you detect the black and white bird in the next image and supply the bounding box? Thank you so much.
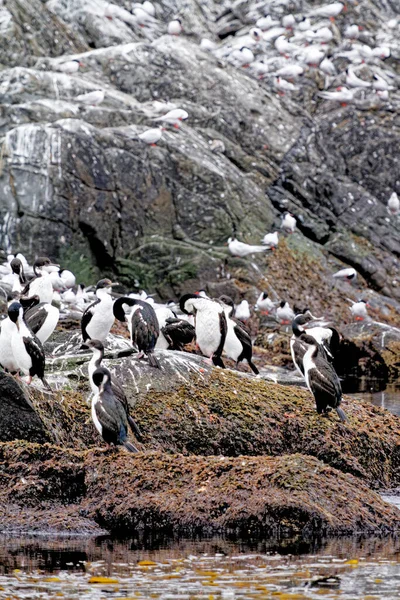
[113,297,160,368]
[290,312,315,377]
[24,300,60,344]
[180,294,227,368]
[300,333,347,422]
[80,339,143,442]
[20,257,60,304]
[332,267,357,282]
[154,304,176,350]
[90,367,139,452]
[255,292,276,314]
[219,295,259,375]
[161,317,196,350]
[291,312,340,375]
[81,278,117,342]
[277,300,295,324]
[8,301,50,388]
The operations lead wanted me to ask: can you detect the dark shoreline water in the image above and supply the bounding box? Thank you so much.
[1,533,400,598]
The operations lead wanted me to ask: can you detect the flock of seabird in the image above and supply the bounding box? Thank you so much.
[0,241,365,452]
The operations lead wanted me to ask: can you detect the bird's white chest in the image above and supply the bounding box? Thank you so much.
[87,297,114,341]
[302,346,316,391]
[30,276,53,304]
[224,319,243,361]
[196,310,222,357]
[11,326,32,374]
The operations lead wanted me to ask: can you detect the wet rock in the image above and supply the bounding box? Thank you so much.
[0,372,51,443]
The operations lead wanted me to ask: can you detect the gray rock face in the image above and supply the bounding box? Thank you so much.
[0,0,399,301]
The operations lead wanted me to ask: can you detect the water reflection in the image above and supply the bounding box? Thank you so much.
[1,534,400,598]
[350,383,400,417]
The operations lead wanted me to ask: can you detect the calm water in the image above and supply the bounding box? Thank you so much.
[1,534,400,599]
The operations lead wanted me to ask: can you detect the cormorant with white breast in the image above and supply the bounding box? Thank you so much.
[291,312,340,375]
[219,295,259,375]
[180,294,227,368]
[80,339,143,442]
[8,301,51,388]
[20,257,60,304]
[113,297,160,368]
[81,278,117,342]
[300,333,347,422]
[90,366,139,452]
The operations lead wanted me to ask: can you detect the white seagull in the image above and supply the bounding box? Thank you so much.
[261,231,279,248]
[75,90,105,106]
[228,238,269,257]
[388,192,400,216]
[138,127,163,145]
[281,212,296,233]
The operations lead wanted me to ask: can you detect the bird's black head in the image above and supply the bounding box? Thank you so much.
[10,258,23,274]
[262,292,268,299]
[96,278,113,290]
[8,301,22,323]
[113,296,136,321]
[279,300,286,308]
[219,295,234,307]
[179,293,198,315]
[34,257,59,275]
[92,366,111,389]
[80,339,104,352]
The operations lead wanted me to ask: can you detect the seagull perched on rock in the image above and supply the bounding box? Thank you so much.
[319,87,354,104]
[75,90,105,106]
[388,192,400,216]
[138,127,163,146]
[345,67,371,88]
[307,2,344,19]
[349,299,368,321]
[228,238,269,257]
[167,18,182,35]
[333,267,357,282]
[281,212,296,233]
[154,108,188,128]
[261,231,279,249]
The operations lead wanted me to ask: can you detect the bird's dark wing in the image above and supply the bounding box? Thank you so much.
[215,311,227,359]
[25,304,48,335]
[23,335,45,378]
[20,295,41,312]
[97,393,129,444]
[162,318,195,348]
[131,305,159,352]
[308,362,342,406]
[233,317,251,336]
[81,298,99,341]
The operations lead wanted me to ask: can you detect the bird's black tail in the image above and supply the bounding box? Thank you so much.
[128,415,143,442]
[336,406,347,423]
[147,352,161,369]
[248,360,259,375]
[212,355,226,368]
[123,440,139,453]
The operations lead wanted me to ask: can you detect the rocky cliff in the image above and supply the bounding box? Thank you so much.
[0,0,399,307]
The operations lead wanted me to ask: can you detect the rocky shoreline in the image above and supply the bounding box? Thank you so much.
[0,337,399,537]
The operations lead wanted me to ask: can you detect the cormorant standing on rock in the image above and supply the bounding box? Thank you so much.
[301,333,347,422]
[81,278,117,342]
[80,339,143,442]
[91,366,139,452]
[113,297,160,368]
[180,293,227,368]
